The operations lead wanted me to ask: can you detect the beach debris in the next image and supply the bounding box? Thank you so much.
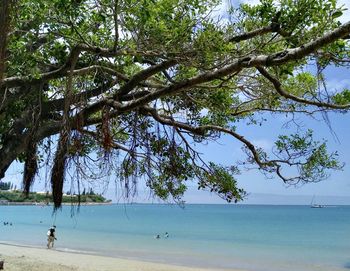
[0,260,4,270]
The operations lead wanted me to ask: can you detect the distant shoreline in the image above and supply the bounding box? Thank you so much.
[0,201,112,206]
[0,190,112,206]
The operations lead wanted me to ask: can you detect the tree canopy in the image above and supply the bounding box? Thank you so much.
[1,0,350,209]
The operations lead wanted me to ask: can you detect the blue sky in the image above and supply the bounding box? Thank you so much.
[2,0,350,205]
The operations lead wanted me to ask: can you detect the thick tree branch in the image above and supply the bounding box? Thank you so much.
[114,21,350,112]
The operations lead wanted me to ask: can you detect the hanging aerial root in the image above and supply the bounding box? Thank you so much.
[22,139,38,196]
[101,106,112,152]
[51,131,69,210]
[50,47,77,210]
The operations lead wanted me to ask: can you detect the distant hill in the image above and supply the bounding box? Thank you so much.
[0,190,111,204]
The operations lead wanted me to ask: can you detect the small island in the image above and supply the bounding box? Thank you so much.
[0,182,111,205]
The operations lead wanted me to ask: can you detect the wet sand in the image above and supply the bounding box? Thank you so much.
[0,243,243,271]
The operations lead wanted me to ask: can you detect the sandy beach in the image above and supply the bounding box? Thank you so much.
[0,243,243,271]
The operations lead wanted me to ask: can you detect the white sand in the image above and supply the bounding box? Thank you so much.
[0,243,243,271]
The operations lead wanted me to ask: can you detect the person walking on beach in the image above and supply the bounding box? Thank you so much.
[47,226,57,249]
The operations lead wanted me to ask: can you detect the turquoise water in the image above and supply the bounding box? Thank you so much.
[0,204,349,271]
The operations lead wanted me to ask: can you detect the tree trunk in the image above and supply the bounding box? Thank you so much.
[0,0,12,81]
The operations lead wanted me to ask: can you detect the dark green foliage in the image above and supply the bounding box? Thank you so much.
[198,163,246,203]
[0,181,12,191]
[332,89,350,105]
[274,130,342,183]
[0,190,108,203]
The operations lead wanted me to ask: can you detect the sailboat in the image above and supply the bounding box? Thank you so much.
[310,195,324,208]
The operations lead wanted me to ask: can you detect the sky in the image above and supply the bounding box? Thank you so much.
[2,0,350,205]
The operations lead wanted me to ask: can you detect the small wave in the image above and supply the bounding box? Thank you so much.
[0,241,43,249]
[0,241,99,256]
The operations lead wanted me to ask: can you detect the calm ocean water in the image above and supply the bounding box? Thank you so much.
[0,204,349,271]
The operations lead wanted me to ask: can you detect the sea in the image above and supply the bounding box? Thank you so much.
[0,204,349,271]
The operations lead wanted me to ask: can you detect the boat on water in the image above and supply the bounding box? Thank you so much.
[311,204,324,208]
[310,196,324,208]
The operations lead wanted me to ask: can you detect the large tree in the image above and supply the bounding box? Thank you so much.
[1,0,349,208]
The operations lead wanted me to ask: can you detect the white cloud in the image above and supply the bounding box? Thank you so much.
[209,0,233,26]
[239,0,261,6]
[325,78,350,94]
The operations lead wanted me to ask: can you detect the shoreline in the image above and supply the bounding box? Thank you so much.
[0,243,242,271]
[0,201,112,206]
